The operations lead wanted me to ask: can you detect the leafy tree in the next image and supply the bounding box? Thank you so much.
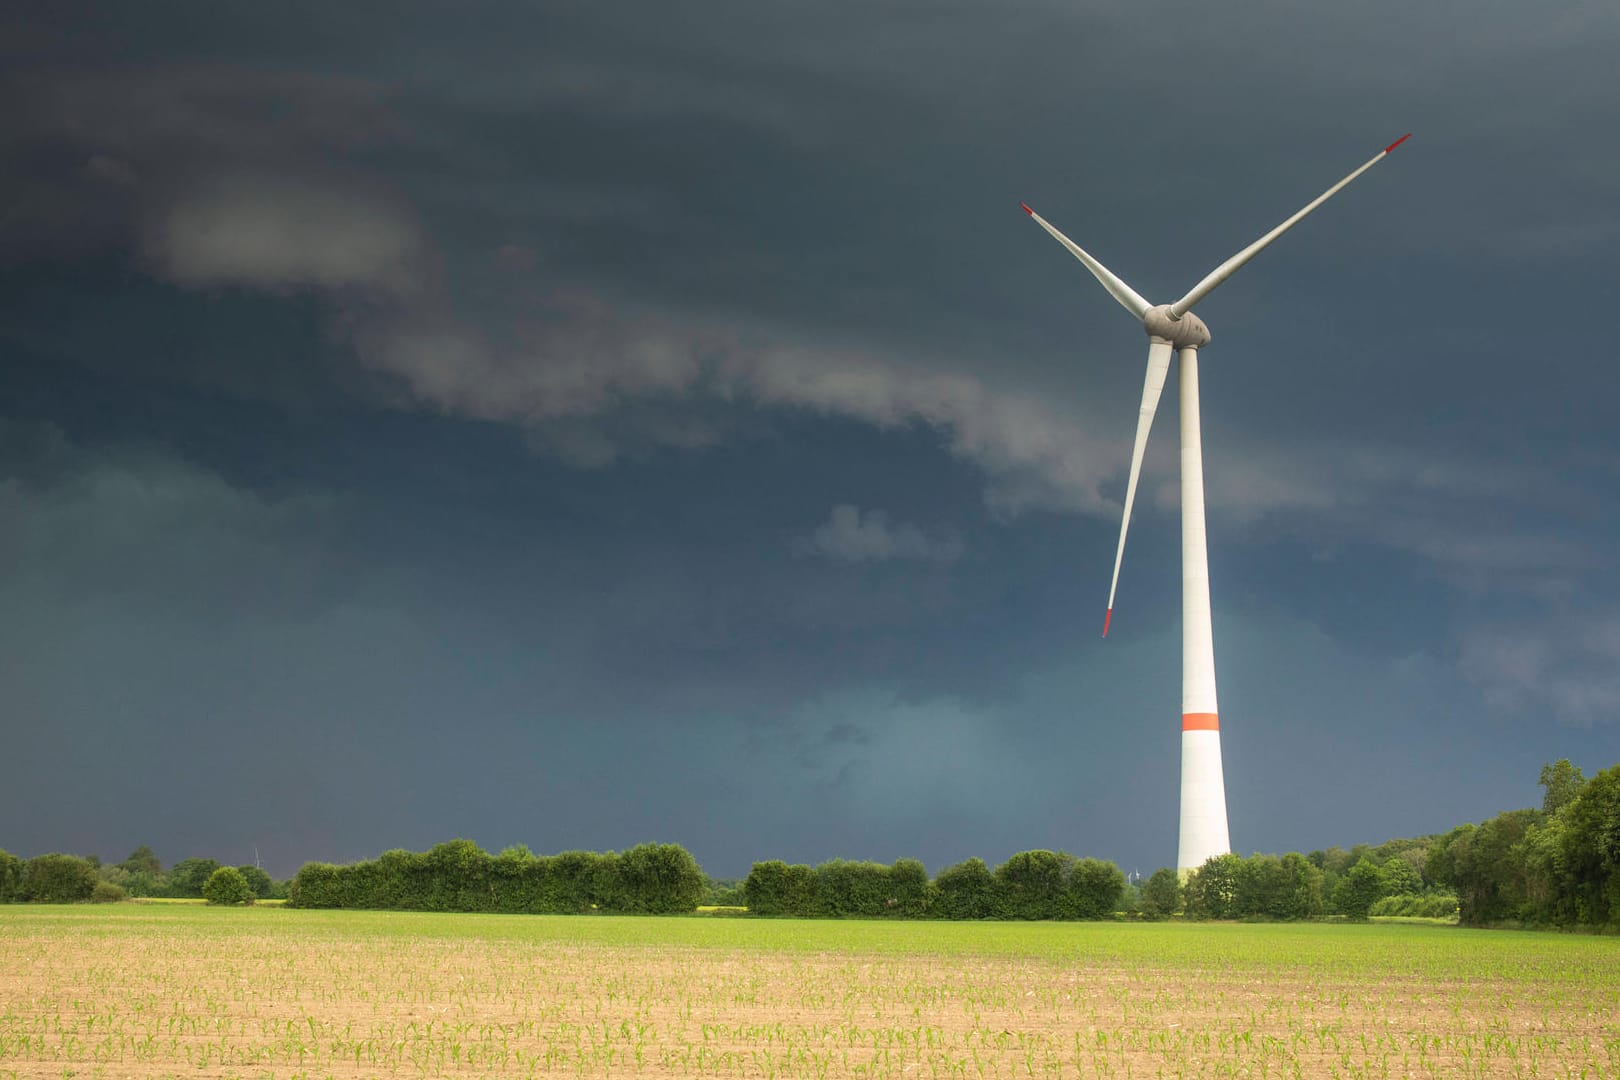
[933,858,995,919]
[814,859,892,917]
[1184,854,1241,919]
[1554,763,1620,925]
[1378,856,1423,897]
[235,865,274,898]
[0,849,22,903]
[21,854,97,903]
[744,861,803,916]
[1278,853,1326,919]
[1138,868,1183,919]
[91,881,126,903]
[1066,858,1126,919]
[168,858,222,898]
[614,843,705,914]
[994,850,1072,920]
[117,846,163,876]
[1436,809,1540,924]
[1540,759,1588,814]
[1235,854,1291,918]
[889,858,931,917]
[203,866,255,905]
[704,877,747,907]
[1335,857,1386,920]
[422,839,491,911]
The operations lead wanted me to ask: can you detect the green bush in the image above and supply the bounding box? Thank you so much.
[1369,892,1459,919]
[117,846,164,876]
[933,858,995,919]
[21,854,97,903]
[203,866,255,905]
[285,841,709,914]
[1139,867,1182,919]
[235,865,275,899]
[889,858,931,917]
[91,880,126,903]
[1334,857,1385,920]
[744,860,821,916]
[0,849,22,903]
[704,877,747,906]
[1066,858,1127,919]
[1184,853,1242,919]
[168,858,222,898]
[815,859,895,917]
[613,843,706,914]
[994,850,1072,920]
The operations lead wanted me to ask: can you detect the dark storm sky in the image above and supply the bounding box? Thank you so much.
[3,1,1618,878]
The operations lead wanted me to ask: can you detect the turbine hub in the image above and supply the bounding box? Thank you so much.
[1143,305,1211,350]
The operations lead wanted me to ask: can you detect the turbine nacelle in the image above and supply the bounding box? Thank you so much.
[1142,305,1210,350]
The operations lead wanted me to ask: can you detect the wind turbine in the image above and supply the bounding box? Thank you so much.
[1021,134,1410,874]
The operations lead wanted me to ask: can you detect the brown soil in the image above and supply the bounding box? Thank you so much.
[2,929,1614,1078]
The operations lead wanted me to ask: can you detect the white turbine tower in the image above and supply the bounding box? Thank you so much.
[1022,135,1410,874]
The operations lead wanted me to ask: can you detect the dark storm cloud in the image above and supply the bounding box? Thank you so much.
[3,1,1618,874]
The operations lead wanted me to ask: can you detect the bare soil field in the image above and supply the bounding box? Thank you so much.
[2,905,1616,1078]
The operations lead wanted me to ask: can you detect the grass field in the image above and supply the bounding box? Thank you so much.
[2,905,1617,1078]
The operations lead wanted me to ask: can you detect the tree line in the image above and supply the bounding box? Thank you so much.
[1165,759,1617,927]
[744,853,1129,919]
[6,759,1615,928]
[1424,759,1619,926]
[0,845,282,905]
[285,840,707,913]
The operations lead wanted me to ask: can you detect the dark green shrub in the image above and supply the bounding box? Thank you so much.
[889,858,931,917]
[1066,858,1126,919]
[781,863,820,916]
[614,843,705,913]
[203,867,255,905]
[815,859,893,917]
[0,849,21,903]
[994,850,1072,920]
[168,858,222,898]
[91,881,126,903]
[744,861,792,915]
[235,865,275,899]
[286,862,342,908]
[117,846,163,876]
[1184,853,1242,919]
[1369,892,1459,918]
[933,858,995,919]
[1334,857,1384,920]
[705,877,747,906]
[1139,868,1182,919]
[21,854,97,903]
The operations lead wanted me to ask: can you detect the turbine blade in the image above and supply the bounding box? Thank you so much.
[1104,340,1175,636]
[1021,202,1151,320]
[1169,134,1411,318]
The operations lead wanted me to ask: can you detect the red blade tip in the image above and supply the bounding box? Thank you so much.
[1102,608,1112,638]
[1020,202,1034,216]
[1384,133,1412,154]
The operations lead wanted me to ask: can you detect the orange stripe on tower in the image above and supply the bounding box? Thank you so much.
[1182,712,1219,731]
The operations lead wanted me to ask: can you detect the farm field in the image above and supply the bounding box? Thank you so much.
[2,905,1617,1079]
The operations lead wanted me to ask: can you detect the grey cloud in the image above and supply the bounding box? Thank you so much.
[349,292,1124,516]
[145,177,423,293]
[1460,618,1620,728]
[800,504,963,565]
